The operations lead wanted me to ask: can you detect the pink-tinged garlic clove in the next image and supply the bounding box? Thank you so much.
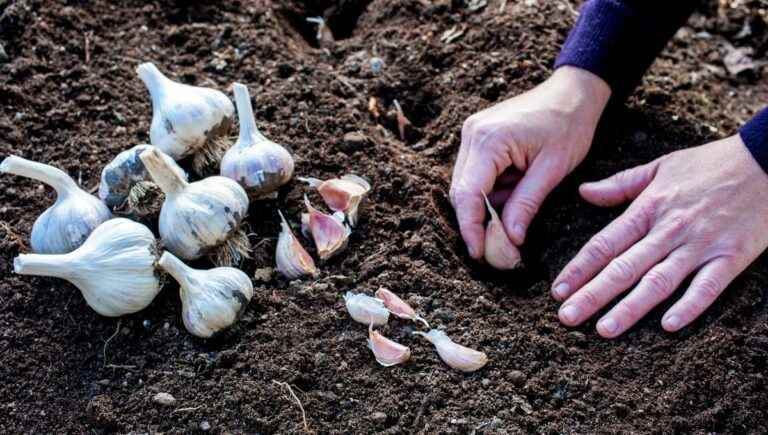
[374,287,429,328]
[298,174,371,227]
[482,193,521,270]
[367,325,411,367]
[414,329,488,373]
[303,195,351,260]
[344,291,389,326]
[276,210,318,279]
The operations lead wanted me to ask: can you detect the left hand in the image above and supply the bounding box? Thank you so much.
[552,134,768,338]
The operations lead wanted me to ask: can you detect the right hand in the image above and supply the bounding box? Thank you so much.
[450,66,612,260]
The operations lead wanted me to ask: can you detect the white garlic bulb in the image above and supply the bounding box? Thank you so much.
[375,288,429,328]
[483,194,521,270]
[136,62,234,172]
[414,329,488,372]
[303,195,351,260]
[344,291,389,326]
[220,83,294,199]
[13,218,161,317]
[276,210,318,279]
[368,325,411,367]
[298,174,371,227]
[99,144,188,216]
[139,147,250,266]
[157,251,253,338]
[1,155,112,254]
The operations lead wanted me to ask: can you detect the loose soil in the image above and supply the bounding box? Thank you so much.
[1,0,768,433]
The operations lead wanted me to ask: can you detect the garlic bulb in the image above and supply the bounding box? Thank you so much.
[139,147,250,266]
[483,194,521,270]
[136,62,234,172]
[13,218,161,317]
[276,210,318,279]
[375,288,429,328]
[344,291,389,326]
[1,155,112,254]
[157,251,253,338]
[414,329,488,372]
[298,174,371,227]
[368,325,411,367]
[220,83,294,199]
[303,195,351,260]
[99,144,187,216]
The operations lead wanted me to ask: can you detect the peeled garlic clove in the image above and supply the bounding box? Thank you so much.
[158,251,253,338]
[414,329,488,373]
[13,218,161,316]
[368,325,410,367]
[344,291,389,326]
[374,288,429,328]
[303,195,351,261]
[98,144,187,216]
[1,155,112,254]
[483,193,521,270]
[221,83,294,199]
[298,174,371,227]
[276,210,318,279]
[140,147,250,266]
[136,62,234,172]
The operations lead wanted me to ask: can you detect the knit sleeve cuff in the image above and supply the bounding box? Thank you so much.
[739,107,768,173]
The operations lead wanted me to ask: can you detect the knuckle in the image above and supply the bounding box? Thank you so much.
[613,301,639,322]
[564,263,586,283]
[606,257,637,284]
[622,213,649,239]
[513,195,541,217]
[637,197,661,223]
[462,116,479,134]
[585,234,614,264]
[642,269,674,299]
[695,276,723,301]
[578,288,601,309]
[662,214,691,239]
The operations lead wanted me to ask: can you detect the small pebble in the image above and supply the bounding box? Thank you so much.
[481,378,491,387]
[371,411,387,423]
[369,57,385,74]
[253,267,274,283]
[142,319,151,329]
[433,308,455,322]
[509,370,526,386]
[152,392,176,407]
[200,420,211,431]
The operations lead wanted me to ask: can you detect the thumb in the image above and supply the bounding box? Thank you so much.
[451,153,500,259]
[579,159,660,207]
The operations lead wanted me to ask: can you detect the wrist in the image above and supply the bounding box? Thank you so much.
[546,66,612,125]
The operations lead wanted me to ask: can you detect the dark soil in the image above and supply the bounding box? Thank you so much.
[2,0,768,433]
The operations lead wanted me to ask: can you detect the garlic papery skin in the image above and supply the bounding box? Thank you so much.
[13,218,161,317]
[374,288,429,328]
[220,83,294,199]
[298,174,371,227]
[139,147,250,266]
[1,155,112,254]
[303,195,351,261]
[344,291,389,326]
[157,251,253,338]
[136,62,234,172]
[276,210,318,279]
[483,194,521,270]
[368,325,411,367]
[99,144,187,216]
[414,329,488,373]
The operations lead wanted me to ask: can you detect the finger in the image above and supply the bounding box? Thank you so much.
[595,249,698,338]
[488,188,514,208]
[449,118,475,193]
[661,258,741,332]
[579,159,660,207]
[452,151,501,259]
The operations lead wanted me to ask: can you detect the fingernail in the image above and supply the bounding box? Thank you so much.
[512,223,525,241]
[560,305,581,324]
[598,317,619,335]
[552,282,570,300]
[664,315,681,331]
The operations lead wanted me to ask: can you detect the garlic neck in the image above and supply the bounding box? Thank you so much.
[139,148,188,194]
[136,62,169,102]
[233,83,266,145]
[14,253,74,280]
[158,251,196,289]
[0,156,79,197]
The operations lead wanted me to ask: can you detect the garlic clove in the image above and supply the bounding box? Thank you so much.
[1,155,112,254]
[220,83,294,199]
[374,288,429,328]
[367,325,411,367]
[136,62,234,172]
[414,329,488,372]
[13,218,161,317]
[303,194,351,261]
[344,291,389,326]
[158,251,253,338]
[276,210,318,279]
[298,174,371,227]
[483,193,521,270]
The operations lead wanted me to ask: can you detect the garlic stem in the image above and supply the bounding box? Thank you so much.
[233,83,266,144]
[139,148,189,194]
[136,62,168,101]
[14,253,74,280]
[157,251,193,288]
[0,156,78,196]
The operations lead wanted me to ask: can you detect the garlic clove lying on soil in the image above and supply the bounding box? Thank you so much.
[368,324,411,367]
[344,291,390,326]
[221,83,294,199]
[158,251,253,338]
[1,155,112,254]
[13,218,161,317]
[276,210,318,279]
[483,193,521,270]
[99,144,187,216]
[374,288,429,328]
[136,62,234,172]
[139,147,250,266]
[303,195,351,260]
[414,329,488,373]
[298,174,371,227]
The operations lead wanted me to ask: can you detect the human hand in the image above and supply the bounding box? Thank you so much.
[450,66,611,261]
[553,135,768,337]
